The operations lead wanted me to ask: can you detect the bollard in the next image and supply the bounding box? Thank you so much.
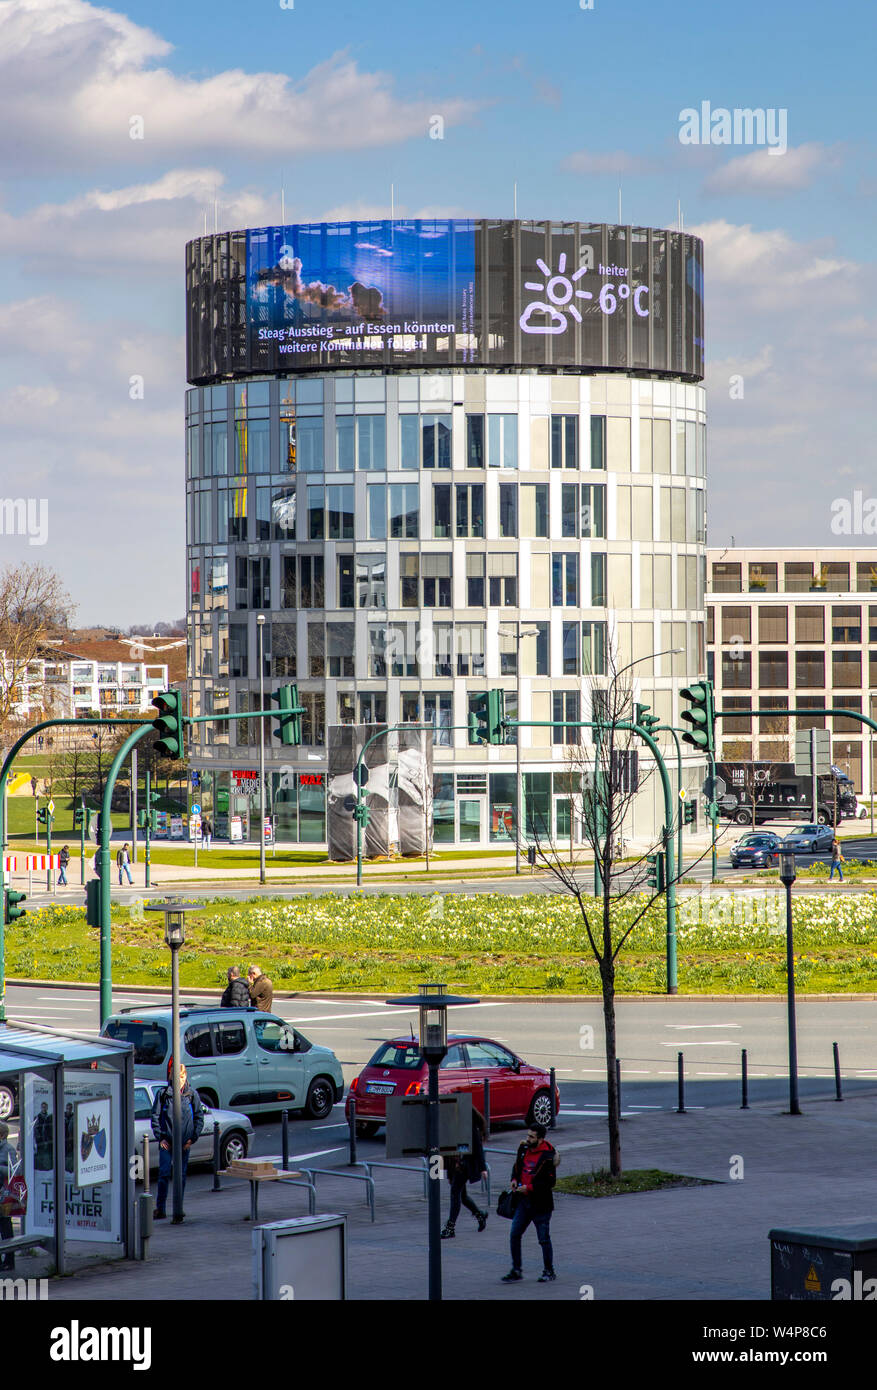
[741,1048,749,1110]
[212,1121,221,1190]
[676,1051,686,1114]
[282,1109,290,1171]
[549,1067,557,1129]
[833,1042,843,1102]
[142,1134,150,1196]
[348,1097,357,1166]
[482,1078,490,1138]
[615,1057,621,1116]
[137,1191,154,1261]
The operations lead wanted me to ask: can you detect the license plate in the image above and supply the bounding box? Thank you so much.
[366,1083,395,1095]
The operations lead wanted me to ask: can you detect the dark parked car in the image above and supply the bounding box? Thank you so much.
[729,832,783,869]
[782,825,834,853]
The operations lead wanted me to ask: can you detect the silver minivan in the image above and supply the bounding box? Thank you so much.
[103,1005,344,1119]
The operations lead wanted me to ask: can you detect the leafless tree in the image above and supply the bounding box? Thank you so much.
[522,652,730,1177]
[0,564,74,739]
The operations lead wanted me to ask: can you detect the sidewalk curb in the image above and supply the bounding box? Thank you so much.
[7,979,877,1004]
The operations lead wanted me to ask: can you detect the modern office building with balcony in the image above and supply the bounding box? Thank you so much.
[185,219,707,845]
[707,547,877,803]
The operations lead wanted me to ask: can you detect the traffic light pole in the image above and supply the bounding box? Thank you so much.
[98,723,154,1024]
[655,725,685,881]
[144,768,152,889]
[80,798,86,886]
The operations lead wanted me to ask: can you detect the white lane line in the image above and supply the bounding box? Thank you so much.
[285,1002,505,1024]
[259,1147,344,1164]
[695,1071,732,1077]
[659,1041,742,1047]
[627,1105,662,1109]
[311,1123,349,1130]
[665,1023,742,1030]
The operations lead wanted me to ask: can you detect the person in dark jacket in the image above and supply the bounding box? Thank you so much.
[502,1123,559,1283]
[441,1114,488,1238]
[151,1061,205,1219]
[58,845,70,887]
[221,966,250,1008]
[0,1121,19,1271]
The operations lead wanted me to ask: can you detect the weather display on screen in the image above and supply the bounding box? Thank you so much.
[247,220,476,367]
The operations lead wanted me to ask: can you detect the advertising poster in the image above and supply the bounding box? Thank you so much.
[74,1096,111,1188]
[492,806,515,841]
[169,816,184,839]
[23,1072,122,1243]
[230,816,244,842]
[247,220,476,370]
[327,724,358,863]
[397,728,433,857]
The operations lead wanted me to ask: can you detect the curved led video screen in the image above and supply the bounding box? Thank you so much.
[186,220,704,383]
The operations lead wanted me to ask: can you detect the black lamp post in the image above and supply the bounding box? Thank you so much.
[386,983,478,1301]
[145,899,204,1222]
[778,852,801,1116]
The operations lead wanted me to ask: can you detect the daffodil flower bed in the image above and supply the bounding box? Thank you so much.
[6,893,877,994]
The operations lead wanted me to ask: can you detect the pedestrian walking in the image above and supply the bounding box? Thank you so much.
[0,1121,20,1272]
[441,1113,488,1239]
[221,965,250,1008]
[202,816,212,852]
[247,964,274,1012]
[37,735,43,752]
[151,1061,205,1220]
[501,1122,560,1284]
[117,843,134,885]
[30,776,37,797]
[58,845,70,887]
[830,837,845,882]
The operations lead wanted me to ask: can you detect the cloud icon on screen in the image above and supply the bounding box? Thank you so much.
[519,302,568,335]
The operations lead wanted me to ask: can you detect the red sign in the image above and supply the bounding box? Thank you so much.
[300,774,323,787]
[232,770,258,780]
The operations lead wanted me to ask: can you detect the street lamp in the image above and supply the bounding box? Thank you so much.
[508,624,540,875]
[145,899,204,1222]
[257,615,266,886]
[385,983,478,1301]
[778,852,801,1116]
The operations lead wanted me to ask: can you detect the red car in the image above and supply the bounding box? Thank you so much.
[345,1034,559,1138]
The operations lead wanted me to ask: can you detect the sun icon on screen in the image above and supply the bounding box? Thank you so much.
[520,254,593,334]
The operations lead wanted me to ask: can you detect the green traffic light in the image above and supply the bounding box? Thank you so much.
[5,888,27,924]
[272,683,302,746]
[152,688,184,759]
[680,679,715,754]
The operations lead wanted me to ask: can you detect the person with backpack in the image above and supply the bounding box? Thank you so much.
[501,1122,560,1284]
[441,1112,488,1239]
[830,837,845,882]
[117,843,134,885]
[202,816,212,852]
[58,845,70,887]
[151,1061,205,1220]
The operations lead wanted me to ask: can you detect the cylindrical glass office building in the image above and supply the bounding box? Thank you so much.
[185,220,706,846]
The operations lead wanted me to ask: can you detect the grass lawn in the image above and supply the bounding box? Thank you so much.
[7,891,877,994]
[557,1168,715,1197]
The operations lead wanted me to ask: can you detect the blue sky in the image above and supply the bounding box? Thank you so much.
[0,0,874,622]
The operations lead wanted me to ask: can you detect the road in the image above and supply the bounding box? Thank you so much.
[5,984,876,1132]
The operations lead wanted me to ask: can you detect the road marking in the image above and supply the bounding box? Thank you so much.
[658,1041,742,1047]
[259,1147,344,1163]
[665,1023,742,1030]
[283,1003,505,1024]
[311,1123,349,1130]
[695,1071,732,1077]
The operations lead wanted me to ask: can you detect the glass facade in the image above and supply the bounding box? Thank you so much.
[187,370,707,843]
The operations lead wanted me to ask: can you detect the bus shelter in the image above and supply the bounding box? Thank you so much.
[0,1023,134,1276]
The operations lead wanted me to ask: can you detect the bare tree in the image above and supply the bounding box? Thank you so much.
[524,653,731,1177]
[0,563,74,738]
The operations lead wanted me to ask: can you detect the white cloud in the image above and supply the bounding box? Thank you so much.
[703,143,839,195]
[0,0,478,171]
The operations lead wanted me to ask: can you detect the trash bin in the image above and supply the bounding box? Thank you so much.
[769,1222,877,1300]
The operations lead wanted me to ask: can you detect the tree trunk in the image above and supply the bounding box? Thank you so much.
[601,959,621,1177]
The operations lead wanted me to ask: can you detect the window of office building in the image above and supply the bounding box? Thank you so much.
[455,484,484,539]
[552,553,579,607]
[722,650,751,689]
[796,651,825,688]
[749,562,777,592]
[795,696,825,731]
[722,606,749,643]
[307,623,325,677]
[422,553,452,607]
[796,606,824,643]
[337,555,354,608]
[489,772,517,843]
[712,563,742,593]
[552,691,580,745]
[326,485,354,540]
[758,651,788,689]
[358,691,386,725]
[590,553,607,607]
[785,562,813,592]
[823,562,850,591]
[272,622,296,678]
[390,484,419,539]
[832,650,861,688]
[582,621,608,676]
[521,485,548,538]
[857,561,877,593]
[299,555,324,609]
[759,606,788,643]
[722,696,751,734]
[466,415,485,469]
[400,414,451,470]
[456,623,485,677]
[832,696,862,734]
[326,623,354,678]
[759,695,789,735]
[832,605,861,643]
[521,622,549,677]
[488,415,518,469]
[466,553,485,607]
[550,415,578,469]
[401,554,419,608]
[488,553,517,607]
[589,415,606,469]
[424,693,453,747]
[499,483,517,538]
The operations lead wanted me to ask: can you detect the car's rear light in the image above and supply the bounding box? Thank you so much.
[349,1076,359,1093]
[404,1081,422,1096]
